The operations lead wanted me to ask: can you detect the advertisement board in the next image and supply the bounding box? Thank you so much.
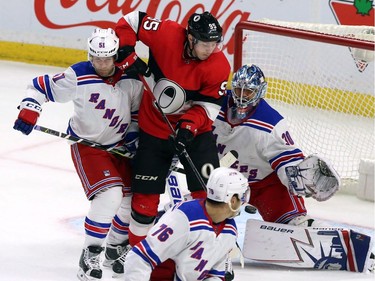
[1,0,373,67]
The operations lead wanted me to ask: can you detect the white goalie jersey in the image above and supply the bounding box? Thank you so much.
[25,61,144,146]
[213,98,304,188]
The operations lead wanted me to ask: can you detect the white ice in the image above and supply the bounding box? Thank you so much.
[0,60,374,280]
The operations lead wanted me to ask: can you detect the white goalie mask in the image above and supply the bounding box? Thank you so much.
[87,28,119,60]
[206,167,250,217]
[228,64,268,124]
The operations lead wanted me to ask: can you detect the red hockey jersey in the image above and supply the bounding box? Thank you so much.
[115,11,231,139]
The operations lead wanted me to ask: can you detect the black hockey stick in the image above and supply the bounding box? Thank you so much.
[33,124,192,174]
[165,150,240,209]
[34,125,135,158]
[139,74,208,191]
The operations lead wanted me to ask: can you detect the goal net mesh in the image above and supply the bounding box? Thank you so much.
[235,19,374,186]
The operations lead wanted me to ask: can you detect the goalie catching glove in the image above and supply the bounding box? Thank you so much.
[285,154,341,201]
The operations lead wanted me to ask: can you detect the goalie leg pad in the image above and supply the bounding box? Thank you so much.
[242,219,373,272]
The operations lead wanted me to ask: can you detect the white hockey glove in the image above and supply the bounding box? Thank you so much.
[285,154,341,201]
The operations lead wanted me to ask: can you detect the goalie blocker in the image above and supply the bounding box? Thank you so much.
[243,219,373,273]
[286,154,341,201]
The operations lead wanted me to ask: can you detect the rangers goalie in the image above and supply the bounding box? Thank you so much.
[212,64,374,274]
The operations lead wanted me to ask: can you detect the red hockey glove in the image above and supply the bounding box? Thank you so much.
[115,46,151,77]
[13,98,42,135]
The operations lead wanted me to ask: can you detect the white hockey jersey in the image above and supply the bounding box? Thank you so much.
[26,61,143,146]
[212,97,305,188]
[124,199,238,281]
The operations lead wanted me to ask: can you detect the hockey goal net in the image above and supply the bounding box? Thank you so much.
[233,19,374,189]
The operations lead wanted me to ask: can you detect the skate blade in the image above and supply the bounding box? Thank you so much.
[112,272,124,279]
[102,259,114,268]
[77,268,101,281]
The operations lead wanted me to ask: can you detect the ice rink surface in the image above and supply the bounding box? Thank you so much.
[1,60,374,280]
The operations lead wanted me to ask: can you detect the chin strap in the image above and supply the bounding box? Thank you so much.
[183,41,197,60]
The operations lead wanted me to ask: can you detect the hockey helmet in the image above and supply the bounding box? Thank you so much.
[187,12,223,42]
[206,167,250,204]
[87,28,119,59]
[232,64,268,107]
[228,64,268,123]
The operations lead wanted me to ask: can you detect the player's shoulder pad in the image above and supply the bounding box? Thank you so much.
[70,61,96,77]
[252,99,284,127]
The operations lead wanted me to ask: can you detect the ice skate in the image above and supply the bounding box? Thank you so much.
[224,256,234,281]
[111,242,132,277]
[103,240,129,267]
[77,246,103,281]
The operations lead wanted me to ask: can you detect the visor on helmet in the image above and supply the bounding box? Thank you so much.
[193,39,223,54]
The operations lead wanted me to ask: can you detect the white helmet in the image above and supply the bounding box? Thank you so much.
[87,28,119,58]
[206,167,250,204]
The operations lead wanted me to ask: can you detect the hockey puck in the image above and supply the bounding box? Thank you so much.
[244,205,257,214]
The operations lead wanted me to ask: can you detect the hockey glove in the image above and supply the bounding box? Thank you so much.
[13,98,42,135]
[285,154,341,201]
[171,120,196,155]
[172,128,194,155]
[115,46,151,77]
[124,131,139,154]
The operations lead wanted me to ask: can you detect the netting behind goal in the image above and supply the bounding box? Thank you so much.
[234,19,374,186]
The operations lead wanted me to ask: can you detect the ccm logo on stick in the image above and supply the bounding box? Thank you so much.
[260,225,294,233]
[135,174,158,181]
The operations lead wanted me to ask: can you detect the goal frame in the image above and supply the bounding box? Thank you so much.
[232,20,374,188]
[233,20,375,71]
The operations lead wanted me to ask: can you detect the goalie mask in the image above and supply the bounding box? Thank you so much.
[228,64,268,124]
[87,28,119,60]
[206,167,250,217]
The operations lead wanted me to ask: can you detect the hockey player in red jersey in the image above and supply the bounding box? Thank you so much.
[111,10,231,277]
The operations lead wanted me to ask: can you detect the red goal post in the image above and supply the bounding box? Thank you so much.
[233,19,375,189]
[234,21,375,71]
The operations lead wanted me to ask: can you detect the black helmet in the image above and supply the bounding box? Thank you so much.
[187,12,223,42]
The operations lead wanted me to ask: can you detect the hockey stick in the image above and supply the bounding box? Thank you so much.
[164,150,239,210]
[33,124,195,175]
[138,74,207,191]
[33,125,135,158]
